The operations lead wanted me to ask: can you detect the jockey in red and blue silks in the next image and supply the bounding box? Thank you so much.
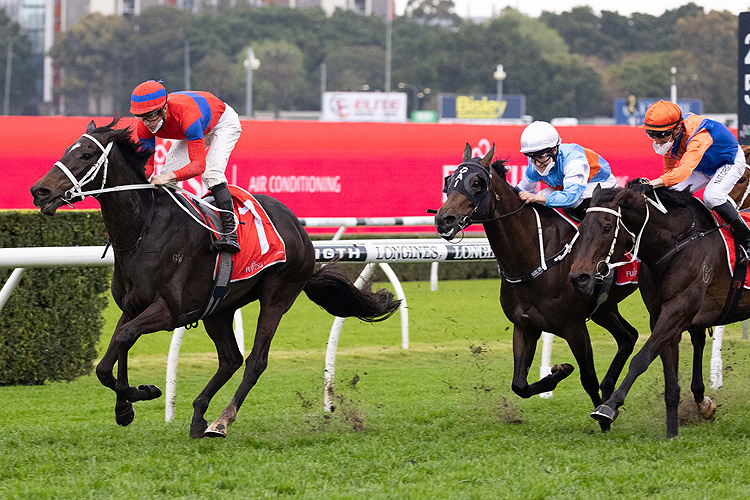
[516,121,618,219]
[130,80,242,253]
[640,99,750,259]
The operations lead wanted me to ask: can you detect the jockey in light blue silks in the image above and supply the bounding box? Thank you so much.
[516,121,618,220]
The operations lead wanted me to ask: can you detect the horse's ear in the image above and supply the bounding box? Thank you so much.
[86,120,96,133]
[479,143,495,168]
[591,184,601,204]
[462,143,472,162]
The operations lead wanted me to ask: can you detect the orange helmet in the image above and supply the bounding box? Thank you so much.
[640,100,683,131]
[130,80,167,115]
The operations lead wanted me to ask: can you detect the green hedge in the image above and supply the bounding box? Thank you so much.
[0,210,110,386]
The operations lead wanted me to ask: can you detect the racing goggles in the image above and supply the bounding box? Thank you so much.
[523,147,556,162]
[646,128,674,140]
[136,107,164,122]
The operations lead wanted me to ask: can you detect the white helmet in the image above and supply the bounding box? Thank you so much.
[519,121,561,154]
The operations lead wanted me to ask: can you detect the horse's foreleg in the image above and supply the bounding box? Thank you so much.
[96,297,174,427]
[96,313,131,392]
[510,326,573,398]
[688,328,716,420]
[205,302,289,438]
[660,338,681,438]
[561,325,611,431]
[592,306,688,427]
[189,312,244,439]
[590,308,639,401]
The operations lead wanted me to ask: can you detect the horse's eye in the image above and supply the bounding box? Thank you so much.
[471,179,485,193]
[81,153,94,160]
[602,224,613,234]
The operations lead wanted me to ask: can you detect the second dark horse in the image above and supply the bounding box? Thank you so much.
[435,144,640,431]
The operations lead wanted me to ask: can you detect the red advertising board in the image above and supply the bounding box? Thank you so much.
[4,116,674,221]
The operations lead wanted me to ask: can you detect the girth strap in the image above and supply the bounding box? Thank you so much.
[717,238,748,325]
[202,251,234,318]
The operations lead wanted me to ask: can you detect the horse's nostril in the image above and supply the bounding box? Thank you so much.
[574,274,591,286]
[437,215,455,227]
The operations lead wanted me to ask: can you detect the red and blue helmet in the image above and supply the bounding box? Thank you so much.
[130,80,167,115]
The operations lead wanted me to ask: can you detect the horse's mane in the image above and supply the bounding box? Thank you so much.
[93,116,154,183]
[591,186,621,206]
[619,178,692,210]
[490,158,512,183]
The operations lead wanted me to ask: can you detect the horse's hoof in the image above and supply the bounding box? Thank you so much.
[697,396,716,420]
[127,384,162,402]
[115,401,135,427]
[190,419,208,439]
[139,384,162,401]
[190,429,206,439]
[551,363,575,378]
[591,404,617,423]
[204,421,227,438]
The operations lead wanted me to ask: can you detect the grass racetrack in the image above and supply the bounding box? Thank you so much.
[2,279,750,499]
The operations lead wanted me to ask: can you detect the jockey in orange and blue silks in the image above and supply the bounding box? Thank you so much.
[640,99,750,259]
[130,80,242,253]
[516,121,618,218]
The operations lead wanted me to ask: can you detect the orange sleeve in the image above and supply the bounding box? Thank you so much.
[172,138,207,181]
[659,130,713,187]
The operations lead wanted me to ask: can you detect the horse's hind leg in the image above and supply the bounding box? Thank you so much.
[205,300,293,438]
[189,311,244,439]
[688,328,716,420]
[660,337,681,438]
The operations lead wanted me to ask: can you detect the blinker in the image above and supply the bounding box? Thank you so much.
[443,161,493,218]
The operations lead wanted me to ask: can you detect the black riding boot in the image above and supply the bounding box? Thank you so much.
[210,182,240,253]
[714,201,750,263]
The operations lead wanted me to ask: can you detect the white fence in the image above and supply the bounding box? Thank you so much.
[0,241,730,420]
[0,239,500,418]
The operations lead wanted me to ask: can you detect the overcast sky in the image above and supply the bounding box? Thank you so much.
[394,0,750,19]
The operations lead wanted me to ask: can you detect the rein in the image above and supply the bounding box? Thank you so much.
[54,133,238,235]
[587,191,722,279]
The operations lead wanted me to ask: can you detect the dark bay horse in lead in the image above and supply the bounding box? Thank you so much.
[435,144,639,431]
[30,119,399,439]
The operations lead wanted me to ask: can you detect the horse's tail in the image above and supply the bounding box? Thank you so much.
[303,262,400,322]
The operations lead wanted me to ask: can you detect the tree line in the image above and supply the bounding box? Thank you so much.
[0,2,739,120]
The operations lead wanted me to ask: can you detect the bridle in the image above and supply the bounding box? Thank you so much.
[53,132,237,236]
[442,160,578,283]
[442,161,525,233]
[585,192,668,281]
[54,133,154,203]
